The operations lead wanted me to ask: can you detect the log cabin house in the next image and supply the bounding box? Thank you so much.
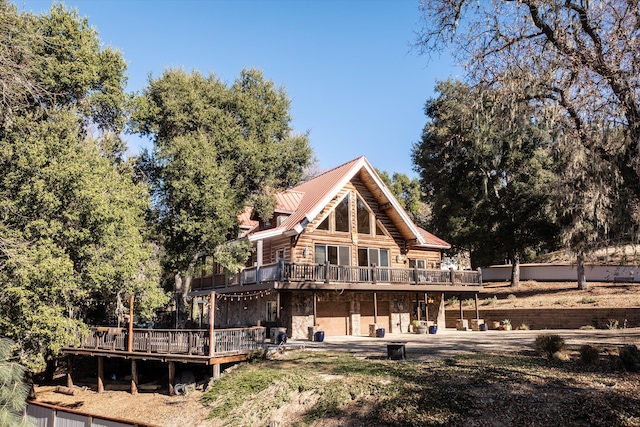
[191,156,482,338]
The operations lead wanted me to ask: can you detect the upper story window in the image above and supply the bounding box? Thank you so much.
[315,244,350,265]
[356,197,371,234]
[334,194,350,232]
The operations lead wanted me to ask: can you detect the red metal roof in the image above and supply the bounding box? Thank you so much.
[241,156,450,249]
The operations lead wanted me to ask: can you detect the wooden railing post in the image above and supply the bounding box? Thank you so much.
[372,264,377,284]
[477,267,483,286]
[325,261,330,283]
[414,265,419,285]
[450,269,455,286]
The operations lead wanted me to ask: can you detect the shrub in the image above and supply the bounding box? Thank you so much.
[507,294,517,300]
[446,296,459,306]
[482,296,497,306]
[517,323,530,330]
[580,296,600,304]
[579,345,600,364]
[463,298,474,306]
[619,345,640,372]
[555,297,571,306]
[535,334,566,358]
[607,319,619,330]
[579,325,596,330]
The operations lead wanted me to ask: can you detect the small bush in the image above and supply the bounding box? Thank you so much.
[482,296,497,306]
[507,294,517,300]
[579,345,600,364]
[446,296,459,306]
[579,325,596,330]
[535,334,566,358]
[607,319,619,330]
[463,298,474,307]
[580,296,600,304]
[517,323,530,330]
[619,345,640,372]
[555,297,571,306]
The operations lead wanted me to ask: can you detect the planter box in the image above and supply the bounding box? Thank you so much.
[456,319,469,331]
[470,319,484,331]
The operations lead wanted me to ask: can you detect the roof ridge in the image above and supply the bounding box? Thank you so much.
[296,156,364,187]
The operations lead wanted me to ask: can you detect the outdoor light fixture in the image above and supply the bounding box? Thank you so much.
[396,253,403,263]
[303,246,309,258]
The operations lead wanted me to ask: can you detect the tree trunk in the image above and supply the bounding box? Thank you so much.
[510,254,520,287]
[577,252,587,290]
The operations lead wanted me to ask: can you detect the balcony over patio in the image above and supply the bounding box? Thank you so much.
[191,261,483,294]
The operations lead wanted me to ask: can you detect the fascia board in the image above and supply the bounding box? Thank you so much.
[246,228,285,242]
[304,157,366,225]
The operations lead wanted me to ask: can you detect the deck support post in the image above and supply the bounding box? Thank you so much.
[66,355,73,388]
[128,294,134,352]
[212,363,220,380]
[312,292,317,326]
[131,359,138,395]
[97,356,104,393]
[415,293,420,321]
[424,292,429,323]
[475,293,479,320]
[459,295,463,320]
[276,292,281,320]
[209,292,215,357]
[168,361,175,396]
[373,292,378,324]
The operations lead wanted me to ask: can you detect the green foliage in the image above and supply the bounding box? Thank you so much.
[0,5,167,371]
[507,294,516,300]
[213,240,254,276]
[607,319,619,330]
[555,297,571,306]
[132,68,313,276]
[0,339,31,427]
[517,323,529,330]
[412,80,560,272]
[619,345,640,372]
[482,296,497,306]
[462,298,474,307]
[579,325,596,330]
[535,335,566,359]
[446,296,459,306]
[579,345,600,365]
[580,296,600,304]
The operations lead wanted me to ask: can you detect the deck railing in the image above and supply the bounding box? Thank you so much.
[70,326,266,356]
[191,261,482,291]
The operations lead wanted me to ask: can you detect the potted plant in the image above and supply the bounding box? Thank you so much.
[413,320,427,334]
[501,319,512,331]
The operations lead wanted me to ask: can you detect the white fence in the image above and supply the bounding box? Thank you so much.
[27,401,159,427]
[481,263,640,282]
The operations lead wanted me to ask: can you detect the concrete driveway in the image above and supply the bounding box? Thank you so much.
[287,328,640,360]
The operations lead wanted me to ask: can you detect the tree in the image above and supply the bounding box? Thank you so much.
[0,339,31,427]
[412,80,559,285]
[377,169,430,228]
[417,0,640,288]
[0,4,167,371]
[132,68,313,317]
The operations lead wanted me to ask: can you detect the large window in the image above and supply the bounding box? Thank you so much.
[358,248,390,281]
[315,244,350,265]
[356,197,371,234]
[334,194,350,232]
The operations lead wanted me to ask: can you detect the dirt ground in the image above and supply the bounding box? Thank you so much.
[32,281,640,427]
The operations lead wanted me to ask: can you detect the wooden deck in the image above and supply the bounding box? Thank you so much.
[62,326,266,364]
[191,261,482,293]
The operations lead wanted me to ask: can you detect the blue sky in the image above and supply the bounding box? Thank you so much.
[18,0,461,176]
